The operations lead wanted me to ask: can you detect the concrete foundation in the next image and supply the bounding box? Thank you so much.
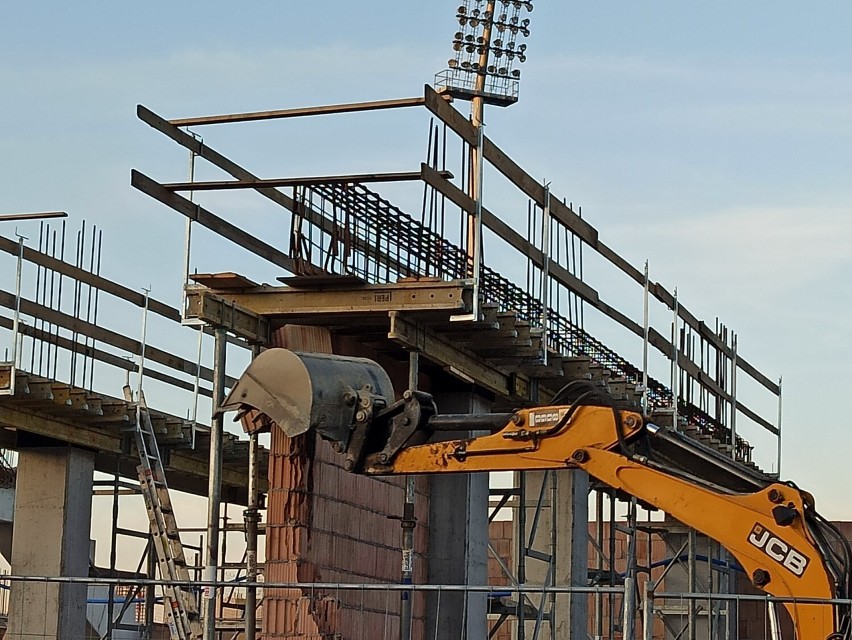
[6,446,94,640]
[426,391,490,640]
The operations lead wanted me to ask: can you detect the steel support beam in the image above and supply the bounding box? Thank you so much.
[163,170,453,192]
[184,290,269,343]
[388,311,533,401]
[168,95,426,127]
[0,211,68,222]
[187,280,472,317]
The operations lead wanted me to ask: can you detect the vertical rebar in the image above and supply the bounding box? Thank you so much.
[203,327,227,640]
[44,228,58,378]
[52,220,66,380]
[81,224,97,389]
[89,229,103,391]
[30,222,44,374]
[10,234,25,394]
[730,334,738,455]
[776,376,783,477]
[671,288,679,429]
[540,182,551,364]
[70,223,84,386]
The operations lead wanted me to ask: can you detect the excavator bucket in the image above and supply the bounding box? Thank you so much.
[216,348,395,448]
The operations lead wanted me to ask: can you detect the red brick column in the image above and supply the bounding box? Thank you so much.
[261,326,429,639]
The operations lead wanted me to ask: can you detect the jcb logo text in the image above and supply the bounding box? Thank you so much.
[747,523,809,578]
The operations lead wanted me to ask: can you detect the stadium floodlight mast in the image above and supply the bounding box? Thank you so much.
[434,0,533,321]
[435,0,533,119]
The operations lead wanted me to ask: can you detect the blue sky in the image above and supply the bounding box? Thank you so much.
[1,1,851,527]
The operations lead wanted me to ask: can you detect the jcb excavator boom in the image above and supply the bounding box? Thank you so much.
[219,349,850,640]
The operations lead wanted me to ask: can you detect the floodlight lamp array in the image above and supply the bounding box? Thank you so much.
[435,0,533,106]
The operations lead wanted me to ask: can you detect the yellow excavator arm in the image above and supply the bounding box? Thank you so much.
[218,348,850,640]
[364,403,842,639]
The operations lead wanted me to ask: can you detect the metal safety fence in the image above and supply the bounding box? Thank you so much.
[0,574,844,640]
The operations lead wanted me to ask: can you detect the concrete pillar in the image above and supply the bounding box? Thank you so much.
[7,446,95,640]
[427,391,490,640]
[519,469,588,640]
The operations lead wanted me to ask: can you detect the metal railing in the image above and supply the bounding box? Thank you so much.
[0,574,846,640]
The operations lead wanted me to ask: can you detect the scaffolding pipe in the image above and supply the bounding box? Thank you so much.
[549,471,557,640]
[181,147,197,324]
[244,345,261,640]
[622,497,638,638]
[688,528,697,640]
[471,121,484,321]
[203,327,227,640]
[145,542,156,639]
[518,469,527,640]
[642,580,653,640]
[400,350,419,640]
[136,289,150,400]
[594,490,604,639]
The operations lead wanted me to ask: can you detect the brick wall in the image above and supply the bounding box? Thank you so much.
[488,520,513,640]
[262,326,429,639]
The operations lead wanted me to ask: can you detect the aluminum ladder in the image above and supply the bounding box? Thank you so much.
[127,386,202,640]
